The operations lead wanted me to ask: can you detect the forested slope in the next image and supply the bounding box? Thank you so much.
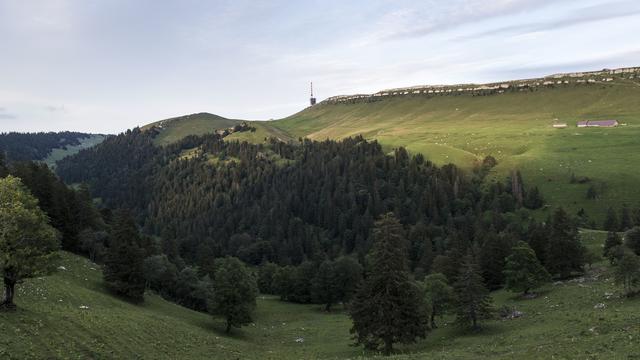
[0,132,103,164]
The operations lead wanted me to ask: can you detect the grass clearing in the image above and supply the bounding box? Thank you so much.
[43,135,106,168]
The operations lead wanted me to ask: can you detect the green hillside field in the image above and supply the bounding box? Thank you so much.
[271,81,640,223]
[2,232,639,359]
[139,76,640,224]
[44,134,106,168]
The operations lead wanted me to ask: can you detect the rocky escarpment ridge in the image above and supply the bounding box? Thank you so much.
[323,66,640,104]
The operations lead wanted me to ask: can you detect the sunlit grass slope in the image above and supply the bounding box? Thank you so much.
[143,113,243,145]
[272,82,640,222]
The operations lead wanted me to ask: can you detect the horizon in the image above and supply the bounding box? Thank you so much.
[1,0,640,134]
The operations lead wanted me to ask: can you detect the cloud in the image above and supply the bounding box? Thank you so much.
[44,105,67,112]
[458,1,640,40]
[493,48,640,79]
[0,107,17,119]
[358,0,560,44]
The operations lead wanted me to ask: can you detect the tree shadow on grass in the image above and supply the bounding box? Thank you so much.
[504,288,554,302]
[192,317,252,341]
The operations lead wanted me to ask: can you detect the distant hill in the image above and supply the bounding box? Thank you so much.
[139,67,640,222]
[0,132,105,165]
[143,112,294,145]
[270,68,640,222]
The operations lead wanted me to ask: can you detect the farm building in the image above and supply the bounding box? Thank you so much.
[553,123,567,129]
[577,120,619,128]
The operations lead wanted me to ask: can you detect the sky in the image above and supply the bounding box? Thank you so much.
[1,0,639,134]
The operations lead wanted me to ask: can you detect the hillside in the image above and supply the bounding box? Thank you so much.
[142,113,244,145]
[0,132,105,165]
[43,134,106,167]
[270,71,640,222]
[138,67,640,223]
[143,112,295,145]
[3,234,640,359]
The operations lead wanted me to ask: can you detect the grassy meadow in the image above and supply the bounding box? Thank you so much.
[2,232,640,359]
[138,80,640,224]
[43,135,106,168]
[271,82,640,223]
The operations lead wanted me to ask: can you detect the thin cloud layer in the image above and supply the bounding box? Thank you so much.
[0,0,638,133]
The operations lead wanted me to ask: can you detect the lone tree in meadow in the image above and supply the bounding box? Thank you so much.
[209,256,258,333]
[423,273,454,328]
[349,213,429,356]
[103,210,146,302]
[453,255,493,330]
[545,207,585,279]
[0,176,59,310]
[503,241,550,295]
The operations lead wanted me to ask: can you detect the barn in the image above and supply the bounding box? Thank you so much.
[576,120,619,128]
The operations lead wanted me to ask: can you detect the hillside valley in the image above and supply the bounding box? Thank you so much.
[2,232,639,359]
[140,68,640,224]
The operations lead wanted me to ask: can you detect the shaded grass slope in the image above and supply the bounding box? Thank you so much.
[2,232,640,359]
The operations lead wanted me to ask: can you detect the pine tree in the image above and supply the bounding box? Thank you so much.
[453,255,493,330]
[503,241,550,295]
[524,186,544,209]
[257,262,279,294]
[633,205,640,227]
[545,208,585,279]
[332,256,363,304]
[311,260,340,311]
[209,256,257,333]
[0,176,59,309]
[620,205,632,231]
[479,231,514,290]
[349,213,428,355]
[624,227,640,255]
[423,273,454,328]
[103,210,146,302]
[0,153,8,178]
[613,251,640,296]
[604,207,619,232]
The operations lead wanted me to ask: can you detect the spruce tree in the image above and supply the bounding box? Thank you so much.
[311,260,340,311]
[604,207,619,232]
[103,210,146,302]
[257,262,279,294]
[545,208,585,279]
[332,256,363,304]
[633,205,640,227]
[503,241,550,295]
[620,205,632,231]
[453,255,493,330]
[613,251,640,296]
[624,227,640,255]
[349,213,428,356]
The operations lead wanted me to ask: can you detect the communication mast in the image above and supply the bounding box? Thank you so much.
[310,82,317,106]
